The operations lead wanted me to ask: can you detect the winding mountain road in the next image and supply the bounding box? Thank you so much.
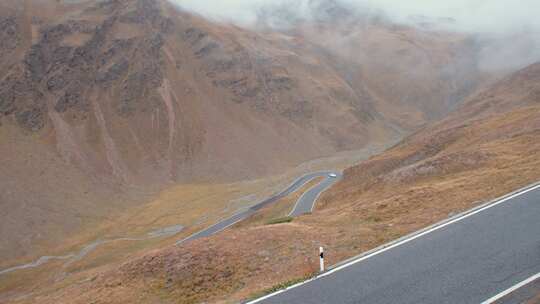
[176,171,341,245]
[1,172,341,276]
[249,183,540,304]
[289,173,343,217]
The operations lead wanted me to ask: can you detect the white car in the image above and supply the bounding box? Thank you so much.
[328,173,338,178]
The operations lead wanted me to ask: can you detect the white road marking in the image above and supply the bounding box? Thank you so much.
[245,182,540,304]
[288,172,342,216]
[177,172,331,245]
[288,177,326,217]
[175,211,247,245]
[309,175,341,213]
[481,272,540,303]
[210,217,246,235]
[178,215,247,245]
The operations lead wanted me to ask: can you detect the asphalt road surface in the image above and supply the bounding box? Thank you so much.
[251,184,540,304]
[490,273,540,304]
[176,171,341,245]
[289,173,342,217]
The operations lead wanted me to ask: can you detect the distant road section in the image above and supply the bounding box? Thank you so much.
[251,184,540,304]
[176,171,341,245]
[289,173,342,217]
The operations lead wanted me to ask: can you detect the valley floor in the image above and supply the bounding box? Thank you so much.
[4,103,540,304]
[0,144,391,303]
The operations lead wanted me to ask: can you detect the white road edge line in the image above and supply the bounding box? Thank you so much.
[210,216,246,235]
[287,176,322,217]
[289,172,342,216]
[309,175,341,213]
[288,177,327,217]
[481,272,540,304]
[177,211,251,245]
[245,182,540,304]
[177,172,328,245]
[175,213,244,245]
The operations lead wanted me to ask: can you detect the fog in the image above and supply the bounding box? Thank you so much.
[170,0,540,72]
[171,0,540,34]
[345,0,540,34]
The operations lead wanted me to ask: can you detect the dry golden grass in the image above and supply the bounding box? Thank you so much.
[0,177,282,295]
[9,99,540,304]
[236,177,325,228]
[0,0,494,301]
[2,0,407,273]
[22,69,538,304]
[0,145,385,303]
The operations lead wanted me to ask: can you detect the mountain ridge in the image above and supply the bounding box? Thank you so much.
[0,0,516,299]
[13,59,540,304]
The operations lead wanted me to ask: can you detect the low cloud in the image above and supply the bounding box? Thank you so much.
[170,0,540,72]
[171,0,540,34]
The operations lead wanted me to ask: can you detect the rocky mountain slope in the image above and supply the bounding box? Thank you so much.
[25,60,539,304]
[0,0,485,183]
[0,0,492,265]
[331,62,540,199]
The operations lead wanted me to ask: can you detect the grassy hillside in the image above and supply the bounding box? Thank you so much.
[9,62,540,304]
[0,0,488,266]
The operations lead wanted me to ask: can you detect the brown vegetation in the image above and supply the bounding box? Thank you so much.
[2,0,536,303]
[236,176,325,228]
[0,0,489,268]
[8,61,540,304]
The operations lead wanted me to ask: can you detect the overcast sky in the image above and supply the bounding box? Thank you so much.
[171,0,540,34]
[170,0,540,71]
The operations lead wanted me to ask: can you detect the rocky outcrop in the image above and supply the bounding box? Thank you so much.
[0,0,489,181]
[183,26,306,117]
[0,16,19,53]
[0,0,171,129]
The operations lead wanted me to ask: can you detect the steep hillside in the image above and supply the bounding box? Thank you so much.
[296,11,484,130]
[11,61,540,303]
[331,62,540,199]
[0,0,394,186]
[252,0,487,129]
[0,0,489,264]
[0,0,384,262]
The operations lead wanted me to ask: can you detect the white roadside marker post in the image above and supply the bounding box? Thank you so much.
[319,247,325,272]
